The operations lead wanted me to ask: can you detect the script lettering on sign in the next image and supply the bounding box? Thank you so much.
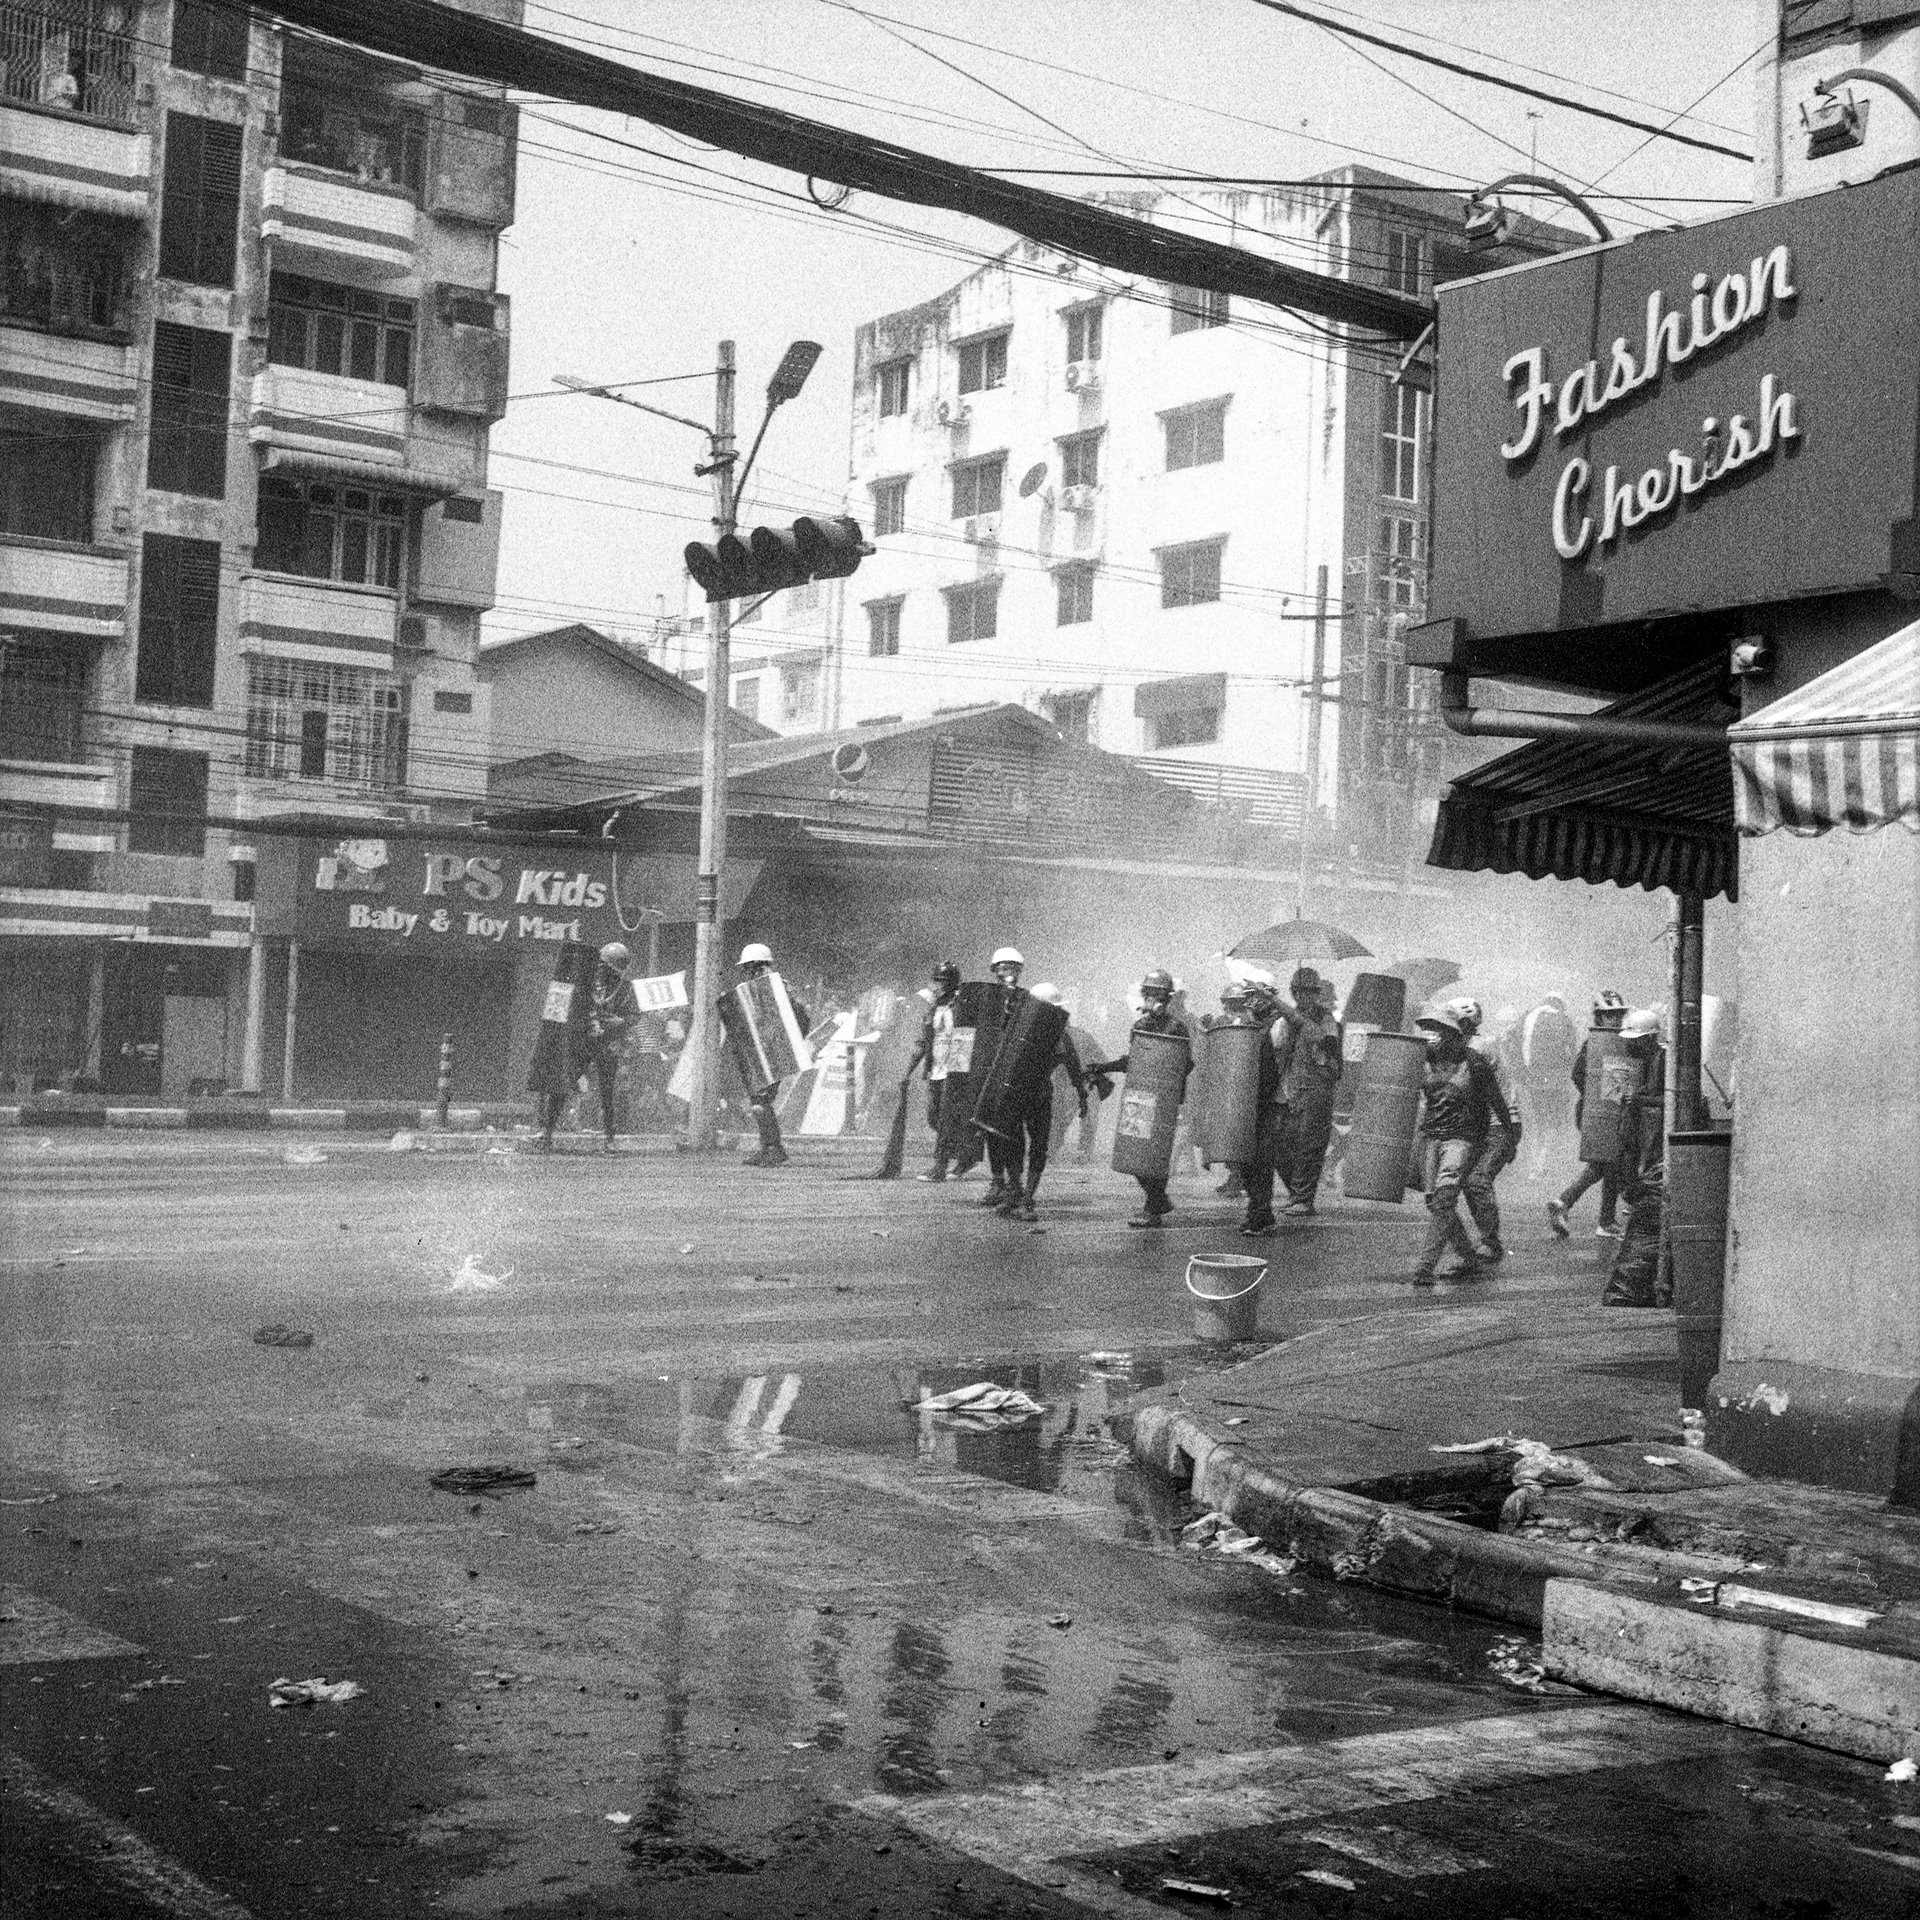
[1500,244,1801,561]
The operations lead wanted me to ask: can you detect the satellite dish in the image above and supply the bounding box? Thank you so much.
[1017,462,1049,500]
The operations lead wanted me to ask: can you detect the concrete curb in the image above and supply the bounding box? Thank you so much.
[1119,1400,1920,1765]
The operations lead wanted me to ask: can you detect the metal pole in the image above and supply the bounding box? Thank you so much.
[1295,561,1328,912]
[1675,889,1706,1132]
[687,340,736,1151]
[281,938,299,1104]
[435,1030,454,1129]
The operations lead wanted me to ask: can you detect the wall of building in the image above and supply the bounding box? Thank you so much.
[1756,0,1920,201]
[482,637,708,763]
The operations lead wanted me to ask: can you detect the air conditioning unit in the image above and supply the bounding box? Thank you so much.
[1065,360,1101,393]
[962,513,1001,545]
[1060,484,1098,513]
[936,399,970,427]
[396,613,431,654]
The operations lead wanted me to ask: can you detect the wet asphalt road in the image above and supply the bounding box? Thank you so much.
[2,1132,1916,1918]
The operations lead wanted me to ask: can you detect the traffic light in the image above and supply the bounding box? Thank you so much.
[684,515,872,602]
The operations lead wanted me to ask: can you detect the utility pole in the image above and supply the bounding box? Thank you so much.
[1295,562,1329,912]
[687,339,737,1152]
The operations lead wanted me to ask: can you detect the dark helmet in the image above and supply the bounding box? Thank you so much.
[930,959,960,989]
[1140,968,1174,997]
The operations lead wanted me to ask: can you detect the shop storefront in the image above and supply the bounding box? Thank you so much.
[1412,163,1920,1498]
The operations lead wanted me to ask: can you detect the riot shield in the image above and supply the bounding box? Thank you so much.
[1193,1022,1265,1166]
[1579,1029,1641,1163]
[718,969,813,1096]
[526,940,597,1096]
[1110,1026,1191,1180]
[970,993,1068,1140]
[936,979,1008,1162]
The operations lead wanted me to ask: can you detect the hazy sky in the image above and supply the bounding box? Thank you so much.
[486,1,1765,674]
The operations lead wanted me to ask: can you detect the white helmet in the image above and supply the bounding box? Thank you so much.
[739,942,773,966]
[990,947,1024,968]
[1621,1007,1662,1039]
[1444,996,1483,1033]
[597,941,631,972]
[1029,982,1062,1005]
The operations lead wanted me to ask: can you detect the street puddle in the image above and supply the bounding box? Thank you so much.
[538,1349,1198,1500]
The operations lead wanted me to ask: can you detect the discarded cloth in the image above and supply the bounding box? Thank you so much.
[915,1382,1046,1419]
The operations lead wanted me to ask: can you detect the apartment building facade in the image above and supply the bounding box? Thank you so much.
[830,173,1520,844]
[1,0,516,1096]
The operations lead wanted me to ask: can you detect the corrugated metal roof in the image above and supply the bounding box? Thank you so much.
[1426,657,1739,901]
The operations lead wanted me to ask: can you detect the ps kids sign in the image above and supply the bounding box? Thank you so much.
[1427,166,1920,648]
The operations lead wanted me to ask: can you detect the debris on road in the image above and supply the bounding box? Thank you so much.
[430,1465,537,1497]
[1047,1613,1072,1629]
[446,1254,511,1293]
[1887,1758,1916,1783]
[678,1243,696,1255]
[1299,1868,1357,1890]
[1487,1636,1550,1691]
[605,1811,633,1826]
[571,1520,622,1536]
[916,1383,1047,1420]
[1180,1511,1296,1576]
[283,1145,327,1166]
[252,1324,314,1349]
[1160,1879,1234,1904]
[268,1676,363,1708]
[388,1131,417,1151]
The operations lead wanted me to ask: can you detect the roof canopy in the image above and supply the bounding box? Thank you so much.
[1731,618,1920,836]
[1426,658,1739,901]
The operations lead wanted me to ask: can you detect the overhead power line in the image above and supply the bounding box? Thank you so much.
[1244,0,1755,164]
[243,0,1433,338]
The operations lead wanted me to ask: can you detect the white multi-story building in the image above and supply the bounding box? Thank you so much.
[824,170,1563,839]
[1,0,517,1096]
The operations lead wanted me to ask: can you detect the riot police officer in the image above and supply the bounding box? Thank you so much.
[904,960,962,1180]
[995,983,1088,1222]
[1088,968,1191,1228]
[737,943,811,1168]
[979,947,1028,1208]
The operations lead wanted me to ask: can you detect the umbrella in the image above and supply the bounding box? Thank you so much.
[1228,918,1371,973]
[1379,956,1463,1009]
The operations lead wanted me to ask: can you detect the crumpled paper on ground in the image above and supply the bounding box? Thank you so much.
[446,1254,511,1293]
[1433,1433,1616,1490]
[269,1676,363,1708]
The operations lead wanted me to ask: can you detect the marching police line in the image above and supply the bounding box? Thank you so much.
[528,938,1669,1297]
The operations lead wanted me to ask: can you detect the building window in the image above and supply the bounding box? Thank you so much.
[733,675,761,721]
[951,454,1004,519]
[0,637,87,763]
[876,358,911,416]
[1044,690,1095,746]
[945,579,999,645]
[1164,399,1227,472]
[1169,286,1230,333]
[1385,228,1427,296]
[871,477,907,537]
[147,322,231,499]
[255,478,406,588]
[280,62,426,192]
[158,113,242,289]
[866,599,902,657]
[1055,564,1095,627]
[135,534,220,708]
[956,331,1008,395]
[1147,704,1221,751]
[0,418,96,544]
[170,0,249,80]
[1064,303,1103,363]
[128,747,209,856]
[267,273,415,390]
[1382,383,1426,503]
[1160,539,1224,609]
[1059,431,1100,489]
[432,690,472,713]
[1,0,138,120]
[0,201,133,337]
[243,659,408,789]
[781,662,820,725]
[1376,513,1424,608]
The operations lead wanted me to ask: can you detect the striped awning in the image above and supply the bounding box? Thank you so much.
[1730,620,1920,836]
[1426,657,1740,902]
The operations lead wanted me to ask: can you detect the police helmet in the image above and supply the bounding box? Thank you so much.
[1444,996,1483,1033]
[1140,968,1174,997]
[990,946,1024,968]
[930,959,960,988]
[739,942,774,967]
[1030,982,1062,1005]
[1621,1007,1662,1040]
[1416,1005,1465,1037]
[597,942,631,973]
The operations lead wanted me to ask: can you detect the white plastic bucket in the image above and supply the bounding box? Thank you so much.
[1186,1253,1267,1343]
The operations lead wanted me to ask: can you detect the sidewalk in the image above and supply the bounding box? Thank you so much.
[1118,1294,1920,1767]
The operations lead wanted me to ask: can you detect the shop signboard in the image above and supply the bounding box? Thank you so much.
[1427,165,1920,649]
[253,835,759,948]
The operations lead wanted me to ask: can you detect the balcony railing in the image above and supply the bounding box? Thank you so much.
[0,537,127,641]
[0,1,139,125]
[262,164,417,278]
[239,569,398,669]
